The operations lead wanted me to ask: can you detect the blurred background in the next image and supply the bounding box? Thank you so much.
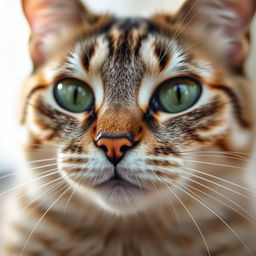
[0,0,255,174]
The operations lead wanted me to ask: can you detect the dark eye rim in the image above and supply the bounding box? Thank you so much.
[150,76,203,114]
[53,77,95,113]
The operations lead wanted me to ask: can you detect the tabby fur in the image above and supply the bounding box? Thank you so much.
[1,0,256,255]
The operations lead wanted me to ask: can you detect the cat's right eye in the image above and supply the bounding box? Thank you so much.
[54,78,94,113]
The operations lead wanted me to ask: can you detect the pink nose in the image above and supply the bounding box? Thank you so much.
[96,135,134,165]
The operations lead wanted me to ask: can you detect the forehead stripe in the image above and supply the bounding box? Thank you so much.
[213,85,251,128]
[83,44,96,71]
[154,45,170,72]
[21,85,47,124]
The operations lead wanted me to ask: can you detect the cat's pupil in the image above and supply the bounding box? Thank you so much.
[174,84,189,105]
[73,86,79,105]
[176,85,182,104]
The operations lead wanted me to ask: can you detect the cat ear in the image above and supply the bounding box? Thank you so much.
[176,0,256,72]
[22,0,95,68]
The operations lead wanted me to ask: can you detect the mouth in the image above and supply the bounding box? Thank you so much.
[96,172,141,190]
[95,172,144,205]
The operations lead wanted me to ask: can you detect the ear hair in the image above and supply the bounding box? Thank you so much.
[22,0,95,68]
[177,0,256,72]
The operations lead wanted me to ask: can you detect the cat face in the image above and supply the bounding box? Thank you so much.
[21,0,255,214]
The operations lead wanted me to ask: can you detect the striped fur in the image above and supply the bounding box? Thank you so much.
[1,0,256,255]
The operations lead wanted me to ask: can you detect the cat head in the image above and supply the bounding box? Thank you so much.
[21,0,255,214]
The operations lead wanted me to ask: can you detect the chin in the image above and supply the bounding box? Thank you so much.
[95,185,174,215]
[67,176,159,215]
[95,179,147,214]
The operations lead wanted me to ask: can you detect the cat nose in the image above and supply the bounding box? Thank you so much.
[95,134,135,165]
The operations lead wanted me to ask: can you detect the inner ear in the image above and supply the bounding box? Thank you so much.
[22,0,96,68]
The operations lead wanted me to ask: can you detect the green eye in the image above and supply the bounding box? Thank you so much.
[157,77,202,113]
[54,78,94,113]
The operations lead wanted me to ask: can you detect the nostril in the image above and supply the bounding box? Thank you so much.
[95,134,137,165]
[100,145,108,153]
[120,145,130,153]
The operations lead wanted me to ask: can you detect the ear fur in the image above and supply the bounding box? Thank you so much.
[177,0,256,71]
[22,0,95,67]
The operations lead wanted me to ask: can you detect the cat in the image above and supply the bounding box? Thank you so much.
[1,0,256,255]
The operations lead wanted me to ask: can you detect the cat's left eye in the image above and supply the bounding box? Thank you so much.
[54,78,94,113]
[153,77,202,113]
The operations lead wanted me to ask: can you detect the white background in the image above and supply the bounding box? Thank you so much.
[0,0,255,172]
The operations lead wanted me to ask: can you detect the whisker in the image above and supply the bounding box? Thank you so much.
[63,172,83,212]
[165,191,181,229]
[183,159,245,170]
[180,168,254,201]
[176,177,256,225]
[25,155,88,166]
[25,143,62,149]
[0,171,17,180]
[151,166,254,200]
[182,166,256,194]
[179,150,249,156]
[6,147,59,154]
[181,154,247,161]
[63,186,76,212]
[19,186,71,256]
[177,174,256,223]
[169,181,253,256]
[24,158,60,164]
[0,160,62,180]
[0,168,60,197]
[17,173,66,201]
[24,149,59,153]
[20,162,57,171]
[21,180,67,212]
[151,176,182,230]
[162,180,211,256]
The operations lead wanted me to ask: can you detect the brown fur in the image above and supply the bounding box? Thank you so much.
[2,0,256,255]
